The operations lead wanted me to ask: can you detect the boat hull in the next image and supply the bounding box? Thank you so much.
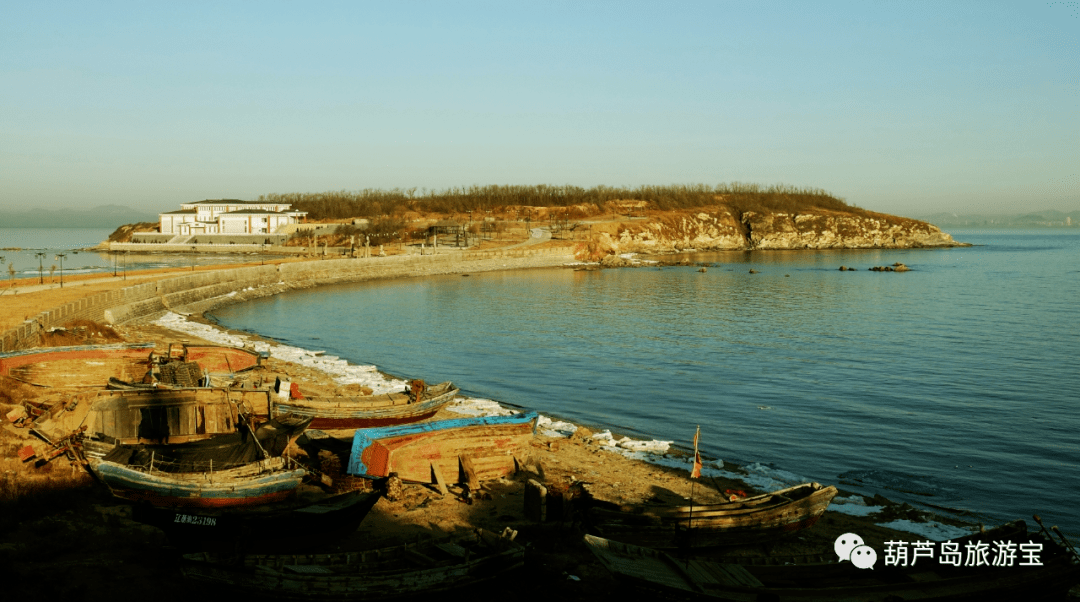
[589,482,838,548]
[347,412,537,484]
[132,485,384,550]
[0,343,155,388]
[181,531,525,600]
[272,382,459,430]
[89,457,306,508]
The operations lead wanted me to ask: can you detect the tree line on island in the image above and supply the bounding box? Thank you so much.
[258,183,864,221]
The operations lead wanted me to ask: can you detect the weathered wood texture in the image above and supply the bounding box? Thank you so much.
[182,345,263,374]
[589,482,838,548]
[0,343,155,387]
[89,456,307,508]
[180,530,525,600]
[272,382,458,429]
[347,413,537,484]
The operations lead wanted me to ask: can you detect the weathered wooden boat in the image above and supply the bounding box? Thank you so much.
[176,343,265,375]
[131,482,385,550]
[0,342,155,388]
[78,387,289,452]
[588,482,837,548]
[270,381,459,430]
[87,455,308,508]
[584,526,1080,601]
[180,528,525,600]
[347,412,537,484]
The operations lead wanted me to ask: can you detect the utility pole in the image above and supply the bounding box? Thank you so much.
[55,253,67,287]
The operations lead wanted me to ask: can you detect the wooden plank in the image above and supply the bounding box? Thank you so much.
[430,462,449,496]
[525,479,546,522]
[459,454,480,490]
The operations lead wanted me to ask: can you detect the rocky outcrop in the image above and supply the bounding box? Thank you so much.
[579,209,965,260]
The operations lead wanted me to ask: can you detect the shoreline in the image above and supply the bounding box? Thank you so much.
[4,254,1065,600]
[4,253,991,539]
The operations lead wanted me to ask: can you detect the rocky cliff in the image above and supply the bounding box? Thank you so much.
[577,209,966,260]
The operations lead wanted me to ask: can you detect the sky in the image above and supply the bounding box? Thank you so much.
[1,1,1077,217]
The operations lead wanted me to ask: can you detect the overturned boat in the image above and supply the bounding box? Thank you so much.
[180,528,525,600]
[587,482,837,549]
[347,412,537,485]
[0,342,156,388]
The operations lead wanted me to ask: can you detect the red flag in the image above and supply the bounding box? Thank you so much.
[691,425,702,479]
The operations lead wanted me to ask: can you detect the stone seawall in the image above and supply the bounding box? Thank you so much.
[0,247,574,352]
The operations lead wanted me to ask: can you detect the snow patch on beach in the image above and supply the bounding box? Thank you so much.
[877,519,975,541]
[739,462,813,492]
[591,429,672,454]
[537,415,578,437]
[152,312,406,394]
[447,397,519,417]
[830,495,885,517]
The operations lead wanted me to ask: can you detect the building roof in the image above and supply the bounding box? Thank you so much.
[160,209,197,215]
[189,199,269,205]
[219,209,289,215]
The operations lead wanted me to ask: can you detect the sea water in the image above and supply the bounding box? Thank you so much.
[0,227,282,278]
[209,229,1080,537]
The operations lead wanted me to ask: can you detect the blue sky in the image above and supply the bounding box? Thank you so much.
[2,1,1076,216]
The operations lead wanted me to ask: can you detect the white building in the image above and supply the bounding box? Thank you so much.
[159,200,307,235]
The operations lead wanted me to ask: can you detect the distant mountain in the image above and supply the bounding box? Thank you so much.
[917,210,1078,228]
[0,205,160,228]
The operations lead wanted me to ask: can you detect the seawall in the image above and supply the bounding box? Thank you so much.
[0,247,574,352]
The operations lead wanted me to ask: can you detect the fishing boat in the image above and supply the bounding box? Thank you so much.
[347,412,538,484]
[587,482,837,548]
[87,455,308,508]
[583,525,1080,601]
[180,528,525,600]
[177,343,265,375]
[131,482,385,550]
[270,380,459,430]
[77,387,304,462]
[0,342,155,388]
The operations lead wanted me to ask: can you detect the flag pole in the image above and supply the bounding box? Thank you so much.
[688,425,701,552]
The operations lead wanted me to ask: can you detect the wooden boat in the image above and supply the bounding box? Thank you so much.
[584,527,1080,601]
[131,483,385,551]
[347,412,538,484]
[0,342,155,388]
[87,455,308,508]
[588,482,837,548]
[180,528,525,600]
[270,381,459,430]
[176,343,265,375]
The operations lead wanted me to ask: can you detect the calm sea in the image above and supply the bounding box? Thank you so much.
[209,229,1080,537]
[0,227,279,278]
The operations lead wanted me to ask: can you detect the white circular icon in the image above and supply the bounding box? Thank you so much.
[834,532,865,561]
[850,544,878,570]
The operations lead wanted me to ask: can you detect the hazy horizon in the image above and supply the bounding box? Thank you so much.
[2,3,1076,217]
